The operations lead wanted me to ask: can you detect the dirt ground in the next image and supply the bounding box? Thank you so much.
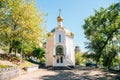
[12,68,120,80]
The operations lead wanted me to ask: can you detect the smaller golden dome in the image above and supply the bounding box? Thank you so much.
[57,16,63,22]
[57,9,63,22]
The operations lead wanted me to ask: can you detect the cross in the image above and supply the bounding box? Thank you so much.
[59,9,62,16]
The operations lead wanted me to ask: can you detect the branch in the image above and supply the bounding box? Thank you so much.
[100,27,120,53]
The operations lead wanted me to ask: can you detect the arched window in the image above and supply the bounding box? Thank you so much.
[56,45,64,55]
[59,34,61,43]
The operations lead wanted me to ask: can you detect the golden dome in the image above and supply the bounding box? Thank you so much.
[57,9,63,22]
[57,16,63,22]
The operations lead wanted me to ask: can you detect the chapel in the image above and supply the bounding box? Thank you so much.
[46,10,75,67]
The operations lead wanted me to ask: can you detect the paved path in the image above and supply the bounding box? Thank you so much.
[12,68,120,80]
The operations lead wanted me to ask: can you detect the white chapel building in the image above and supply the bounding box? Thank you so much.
[46,10,75,67]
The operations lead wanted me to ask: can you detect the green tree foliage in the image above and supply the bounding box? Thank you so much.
[75,52,86,65]
[83,3,120,68]
[0,0,45,54]
[113,55,120,65]
[32,47,45,63]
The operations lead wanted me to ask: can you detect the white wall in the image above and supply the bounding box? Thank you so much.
[55,28,65,45]
[53,28,66,66]
[65,35,75,66]
[46,27,75,67]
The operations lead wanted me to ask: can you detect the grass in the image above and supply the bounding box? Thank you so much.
[0,54,38,69]
[0,64,9,68]
[18,60,37,69]
[0,54,20,65]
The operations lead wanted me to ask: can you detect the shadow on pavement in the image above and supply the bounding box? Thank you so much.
[41,67,120,80]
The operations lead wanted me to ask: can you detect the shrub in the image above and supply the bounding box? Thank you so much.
[75,52,86,65]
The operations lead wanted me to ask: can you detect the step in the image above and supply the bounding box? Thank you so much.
[48,66,73,70]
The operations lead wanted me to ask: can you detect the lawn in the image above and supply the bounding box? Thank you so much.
[18,60,37,69]
[0,64,10,68]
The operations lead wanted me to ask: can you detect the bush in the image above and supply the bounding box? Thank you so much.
[0,64,9,68]
[32,47,45,60]
[75,52,86,65]
[40,57,45,63]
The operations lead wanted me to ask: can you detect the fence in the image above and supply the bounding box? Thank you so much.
[0,67,19,80]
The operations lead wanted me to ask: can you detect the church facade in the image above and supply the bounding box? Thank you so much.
[46,10,75,67]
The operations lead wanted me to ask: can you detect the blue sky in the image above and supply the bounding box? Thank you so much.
[36,0,119,52]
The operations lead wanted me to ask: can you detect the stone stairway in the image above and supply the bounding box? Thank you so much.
[47,66,73,70]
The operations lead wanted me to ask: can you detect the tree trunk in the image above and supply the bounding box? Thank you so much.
[15,48,17,56]
[9,45,12,54]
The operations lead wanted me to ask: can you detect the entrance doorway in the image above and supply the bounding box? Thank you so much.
[55,45,64,66]
[56,56,63,63]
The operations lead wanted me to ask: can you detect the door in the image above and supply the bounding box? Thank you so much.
[55,56,64,66]
[55,45,64,66]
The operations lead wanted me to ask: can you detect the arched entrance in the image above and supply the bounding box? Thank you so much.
[55,45,64,66]
[56,45,64,55]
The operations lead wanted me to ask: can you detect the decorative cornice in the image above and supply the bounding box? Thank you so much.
[47,32,54,37]
[66,32,74,38]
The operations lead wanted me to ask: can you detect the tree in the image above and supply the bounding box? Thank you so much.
[113,55,120,66]
[102,44,120,68]
[32,47,45,63]
[0,0,45,54]
[75,52,86,65]
[83,3,120,68]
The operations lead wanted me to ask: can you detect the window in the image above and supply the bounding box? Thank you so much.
[57,57,59,63]
[60,57,63,63]
[59,34,61,43]
[56,45,64,55]
[56,56,63,63]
